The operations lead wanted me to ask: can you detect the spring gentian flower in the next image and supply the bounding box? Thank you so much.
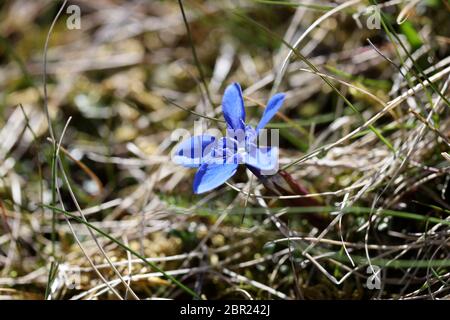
[173,83,285,194]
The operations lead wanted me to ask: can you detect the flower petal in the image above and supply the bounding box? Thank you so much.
[245,146,279,176]
[173,135,215,168]
[256,93,285,131]
[222,83,245,130]
[193,160,238,194]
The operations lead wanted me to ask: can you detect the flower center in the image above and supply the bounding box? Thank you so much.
[237,146,247,156]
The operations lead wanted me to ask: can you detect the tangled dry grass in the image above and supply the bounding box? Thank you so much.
[0,0,449,300]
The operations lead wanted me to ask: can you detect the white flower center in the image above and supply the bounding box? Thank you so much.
[237,147,247,156]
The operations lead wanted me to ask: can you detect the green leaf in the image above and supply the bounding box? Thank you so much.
[399,21,423,50]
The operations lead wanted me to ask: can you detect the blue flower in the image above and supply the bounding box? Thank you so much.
[173,83,285,194]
